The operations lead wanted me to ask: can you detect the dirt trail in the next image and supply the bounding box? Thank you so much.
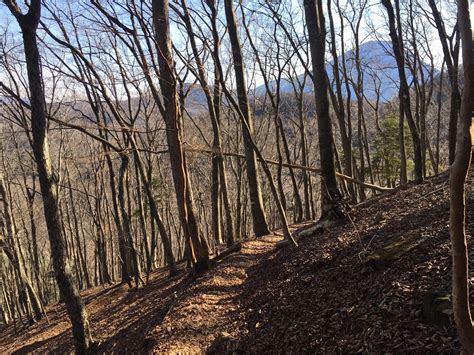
[0,224,308,354]
[147,235,284,353]
[1,171,472,353]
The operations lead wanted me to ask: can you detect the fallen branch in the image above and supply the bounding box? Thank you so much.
[335,172,391,192]
[213,243,242,262]
[0,87,391,195]
[185,146,391,193]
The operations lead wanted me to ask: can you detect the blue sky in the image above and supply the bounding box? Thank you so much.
[0,0,471,80]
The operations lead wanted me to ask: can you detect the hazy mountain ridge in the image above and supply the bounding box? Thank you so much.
[256,40,439,102]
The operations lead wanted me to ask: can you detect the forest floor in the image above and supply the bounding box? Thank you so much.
[1,169,472,353]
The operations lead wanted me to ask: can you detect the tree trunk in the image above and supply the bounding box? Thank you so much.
[449,1,474,353]
[399,90,408,185]
[382,0,423,183]
[179,0,234,246]
[428,0,461,165]
[223,0,271,237]
[3,1,93,352]
[327,0,356,203]
[304,0,344,219]
[0,175,44,321]
[152,0,210,272]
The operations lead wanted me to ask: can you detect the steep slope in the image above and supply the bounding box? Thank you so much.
[0,170,470,353]
[233,170,466,353]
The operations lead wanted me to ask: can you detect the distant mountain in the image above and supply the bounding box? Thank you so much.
[0,95,14,105]
[256,40,438,103]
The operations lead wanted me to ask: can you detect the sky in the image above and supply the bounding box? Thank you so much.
[0,0,472,83]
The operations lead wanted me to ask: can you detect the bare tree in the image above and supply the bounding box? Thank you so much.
[428,0,461,165]
[223,0,271,237]
[304,0,344,219]
[171,0,235,247]
[152,0,210,271]
[449,0,474,352]
[381,0,423,183]
[0,173,44,322]
[2,0,93,352]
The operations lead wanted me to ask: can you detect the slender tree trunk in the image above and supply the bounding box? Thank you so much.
[28,206,43,300]
[66,171,92,289]
[428,0,461,165]
[132,149,178,275]
[179,0,234,246]
[223,0,271,237]
[3,1,93,351]
[152,0,210,272]
[399,91,408,185]
[435,64,445,174]
[382,0,423,183]
[449,1,474,353]
[0,175,44,321]
[304,0,344,219]
[117,154,142,287]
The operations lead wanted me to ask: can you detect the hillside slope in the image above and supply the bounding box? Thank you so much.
[233,170,467,353]
[0,170,470,353]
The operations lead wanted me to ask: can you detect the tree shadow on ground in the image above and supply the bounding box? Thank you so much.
[215,188,464,353]
[11,332,64,355]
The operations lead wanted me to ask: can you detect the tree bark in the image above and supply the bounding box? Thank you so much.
[0,175,44,321]
[428,0,461,165]
[449,1,474,353]
[304,0,344,219]
[178,0,235,246]
[327,0,356,202]
[152,0,210,272]
[2,0,93,352]
[382,0,423,183]
[224,0,271,237]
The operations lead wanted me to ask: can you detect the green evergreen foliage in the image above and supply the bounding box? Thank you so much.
[372,115,413,186]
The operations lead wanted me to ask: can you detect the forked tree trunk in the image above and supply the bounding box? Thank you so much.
[428,0,461,166]
[152,0,210,272]
[303,0,344,220]
[3,0,93,352]
[449,1,474,353]
[382,0,423,183]
[178,0,235,246]
[327,0,356,202]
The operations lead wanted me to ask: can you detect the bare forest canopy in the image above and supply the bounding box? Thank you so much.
[0,0,472,353]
